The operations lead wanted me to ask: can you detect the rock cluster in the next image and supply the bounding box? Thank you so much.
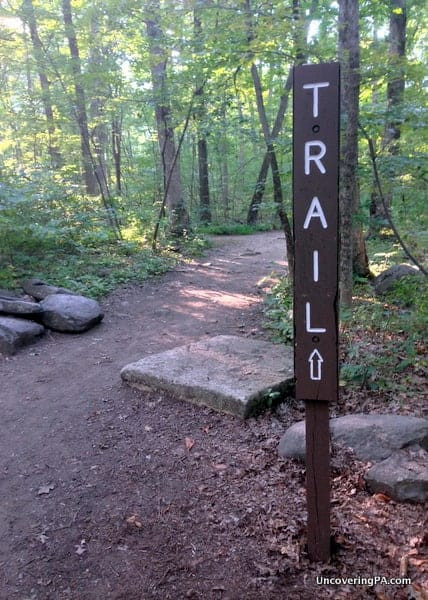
[278,413,428,503]
[0,279,103,355]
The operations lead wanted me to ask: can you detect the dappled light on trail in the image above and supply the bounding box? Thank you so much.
[179,288,259,310]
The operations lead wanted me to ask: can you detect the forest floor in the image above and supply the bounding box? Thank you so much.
[0,231,426,600]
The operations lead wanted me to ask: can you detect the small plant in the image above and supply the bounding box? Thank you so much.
[263,276,293,343]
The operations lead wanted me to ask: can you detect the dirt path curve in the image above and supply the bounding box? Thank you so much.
[1,232,294,600]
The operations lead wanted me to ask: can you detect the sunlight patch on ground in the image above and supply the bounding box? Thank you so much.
[179,288,260,309]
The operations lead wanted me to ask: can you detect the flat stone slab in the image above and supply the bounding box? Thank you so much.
[121,335,294,418]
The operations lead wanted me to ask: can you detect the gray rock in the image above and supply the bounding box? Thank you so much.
[0,289,21,300]
[121,335,294,418]
[365,445,428,503]
[0,297,43,317]
[40,294,103,333]
[372,264,423,295]
[278,414,428,462]
[22,278,76,301]
[0,316,45,355]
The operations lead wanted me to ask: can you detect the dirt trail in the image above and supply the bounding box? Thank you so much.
[0,232,290,600]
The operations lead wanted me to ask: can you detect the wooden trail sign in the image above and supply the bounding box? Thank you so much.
[292,62,340,562]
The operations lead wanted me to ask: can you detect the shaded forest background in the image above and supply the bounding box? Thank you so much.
[0,0,426,305]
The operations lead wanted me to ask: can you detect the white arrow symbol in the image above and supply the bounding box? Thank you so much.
[309,349,324,381]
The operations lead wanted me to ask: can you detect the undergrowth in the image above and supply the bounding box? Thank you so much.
[197,222,273,236]
[0,185,208,298]
[264,246,427,395]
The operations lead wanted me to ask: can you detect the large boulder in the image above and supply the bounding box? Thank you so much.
[40,293,103,333]
[22,278,76,301]
[0,297,43,318]
[278,414,428,462]
[0,316,45,355]
[365,445,428,503]
[372,264,423,295]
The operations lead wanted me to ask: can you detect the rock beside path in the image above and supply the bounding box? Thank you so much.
[22,278,77,301]
[278,413,428,462]
[0,316,45,354]
[0,297,43,317]
[365,445,428,503]
[40,294,104,333]
[372,264,423,295]
[279,413,428,503]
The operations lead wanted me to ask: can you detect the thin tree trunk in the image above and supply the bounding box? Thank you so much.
[218,110,230,220]
[61,0,97,195]
[246,69,292,224]
[245,0,294,272]
[194,7,211,225]
[339,0,370,307]
[22,0,63,169]
[112,115,122,195]
[371,0,407,229]
[246,0,312,225]
[89,10,110,200]
[144,1,191,236]
[251,63,294,274]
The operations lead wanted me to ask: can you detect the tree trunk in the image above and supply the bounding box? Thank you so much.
[112,115,122,195]
[385,0,406,153]
[247,152,270,225]
[194,8,211,225]
[144,1,191,236]
[198,137,211,223]
[370,0,407,228]
[246,0,310,225]
[22,0,63,169]
[338,0,370,307]
[89,10,110,200]
[246,69,292,224]
[245,0,294,272]
[61,0,97,195]
[250,61,294,274]
[218,111,230,220]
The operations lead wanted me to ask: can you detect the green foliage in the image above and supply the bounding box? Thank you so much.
[263,276,293,343]
[196,223,273,236]
[0,180,176,297]
[340,271,427,392]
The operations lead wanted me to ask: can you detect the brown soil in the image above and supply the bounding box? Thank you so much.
[0,232,426,600]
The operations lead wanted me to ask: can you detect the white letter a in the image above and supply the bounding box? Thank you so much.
[303,197,328,229]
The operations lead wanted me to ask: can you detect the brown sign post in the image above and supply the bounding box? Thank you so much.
[292,63,340,562]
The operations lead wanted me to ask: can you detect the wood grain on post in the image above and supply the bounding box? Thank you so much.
[305,400,330,561]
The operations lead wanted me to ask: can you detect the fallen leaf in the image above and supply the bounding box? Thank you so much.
[37,483,55,495]
[409,556,428,572]
[75,539,87,556]
[399,554,408,577]
[185,437,195,451]
[372,492,391,503]
[126,514,143,528]
[213,463,228,471]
